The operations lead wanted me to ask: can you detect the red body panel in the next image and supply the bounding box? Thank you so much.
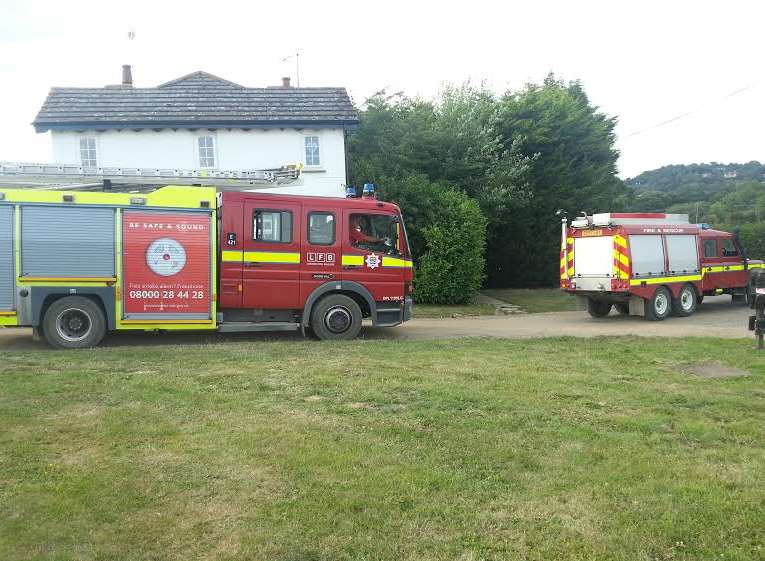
[217,192,410,312]
[241,199,302,309]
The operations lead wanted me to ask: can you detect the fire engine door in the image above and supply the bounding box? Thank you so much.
[300,207,343,303]
[341,209,406,302]
[241,201,302,309]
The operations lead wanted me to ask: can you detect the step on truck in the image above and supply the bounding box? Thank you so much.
[0,184,413,348]
[559,212,764,320]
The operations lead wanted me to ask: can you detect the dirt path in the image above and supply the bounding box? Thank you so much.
[0,296,753,350]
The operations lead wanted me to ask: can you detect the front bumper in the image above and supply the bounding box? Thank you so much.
[374,296,413,327]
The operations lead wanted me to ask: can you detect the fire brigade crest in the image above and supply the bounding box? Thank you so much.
[365,253,381,269]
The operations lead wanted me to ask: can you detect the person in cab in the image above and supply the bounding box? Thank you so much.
[350,215,382,247]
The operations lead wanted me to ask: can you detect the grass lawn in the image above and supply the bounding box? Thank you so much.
[414,303,496,318]
[1,337,764,560]
[484,288,577,313]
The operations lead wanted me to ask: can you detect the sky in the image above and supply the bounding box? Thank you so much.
[1,0,763,178]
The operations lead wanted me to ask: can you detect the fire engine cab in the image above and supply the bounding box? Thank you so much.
[0,184,413,348]
[559,212,764,320]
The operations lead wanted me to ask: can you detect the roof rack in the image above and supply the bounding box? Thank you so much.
[0,161,302,191]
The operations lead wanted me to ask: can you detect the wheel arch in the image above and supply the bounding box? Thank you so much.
[32,287,115,330]
[301,281,376,328]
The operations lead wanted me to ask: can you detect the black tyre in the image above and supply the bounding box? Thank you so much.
[42,296,106,349]
[587,299,612,318]
[671,284,697,317]
[615,302,630,315]
[310,294,363,341]
[697,295,704,305]
[645,287,671,321]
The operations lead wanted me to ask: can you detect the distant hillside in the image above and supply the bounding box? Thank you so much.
[627,161,765,193]
[621,162,765,257]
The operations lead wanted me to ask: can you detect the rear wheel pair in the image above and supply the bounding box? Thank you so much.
[645,284,697,321]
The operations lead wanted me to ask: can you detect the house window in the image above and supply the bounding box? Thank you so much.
[198,135,216,168]
[308,212,335,245]
[79,137,97,167]
[304,136,320,166]
[253,210,292,243]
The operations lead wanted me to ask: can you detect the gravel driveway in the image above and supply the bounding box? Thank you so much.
[0,295,753,350]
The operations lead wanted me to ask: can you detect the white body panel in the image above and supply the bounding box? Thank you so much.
[574,236,613,277]
[50,128,347,197]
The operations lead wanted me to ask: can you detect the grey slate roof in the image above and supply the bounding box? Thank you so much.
[33,71,359,132]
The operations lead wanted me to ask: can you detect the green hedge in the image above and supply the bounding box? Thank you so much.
[378,175,487,305]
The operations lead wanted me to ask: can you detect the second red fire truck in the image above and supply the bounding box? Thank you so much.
[560,212,764,320]
[0,184,413,347]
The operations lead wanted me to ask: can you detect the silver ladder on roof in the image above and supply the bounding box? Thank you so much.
[0,161,303,191]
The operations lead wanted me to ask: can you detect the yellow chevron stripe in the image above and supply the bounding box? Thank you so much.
[612,250,630,266]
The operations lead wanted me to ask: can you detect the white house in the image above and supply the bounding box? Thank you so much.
[33,68,359,196]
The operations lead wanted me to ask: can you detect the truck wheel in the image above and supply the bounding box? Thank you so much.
[587,299,612,318]
[645,287,671,321]
[42,296,106,349]
[671,284,697,317]
[310,294,363,341]
[615,302,630,315]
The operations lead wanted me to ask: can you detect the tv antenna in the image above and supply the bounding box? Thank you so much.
[280,51,301,87]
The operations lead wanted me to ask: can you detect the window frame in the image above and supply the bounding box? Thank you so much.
[197,134,217,169]
[304,135,321,167]
[307,211,336,246]
[79,136,98,168]
[252,209,293,244]
[348,212,401,256]
[703,239,718,259]
[721,238,739,257]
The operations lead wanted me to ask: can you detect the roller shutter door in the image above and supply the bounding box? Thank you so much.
[0,206,13,310]
[21,206,115,277]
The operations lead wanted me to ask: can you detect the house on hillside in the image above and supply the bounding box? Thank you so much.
[32,67,359,196]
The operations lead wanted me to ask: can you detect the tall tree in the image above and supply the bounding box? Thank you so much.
[487,75,624,286]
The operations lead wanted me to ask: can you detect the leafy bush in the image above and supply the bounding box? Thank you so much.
[379,175,487,304]
[738,222,765,259]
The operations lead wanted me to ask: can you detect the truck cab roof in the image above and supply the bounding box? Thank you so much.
[219,191,402,213]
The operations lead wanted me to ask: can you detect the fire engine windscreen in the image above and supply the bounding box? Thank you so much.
[350,213,403,256]
[573,236,614,277]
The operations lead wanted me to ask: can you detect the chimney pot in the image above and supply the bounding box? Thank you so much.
[282,76,291,88]
[122,64,133,87]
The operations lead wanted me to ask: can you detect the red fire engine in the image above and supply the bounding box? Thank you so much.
[559,212,764,320]
[0,183,413,347]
